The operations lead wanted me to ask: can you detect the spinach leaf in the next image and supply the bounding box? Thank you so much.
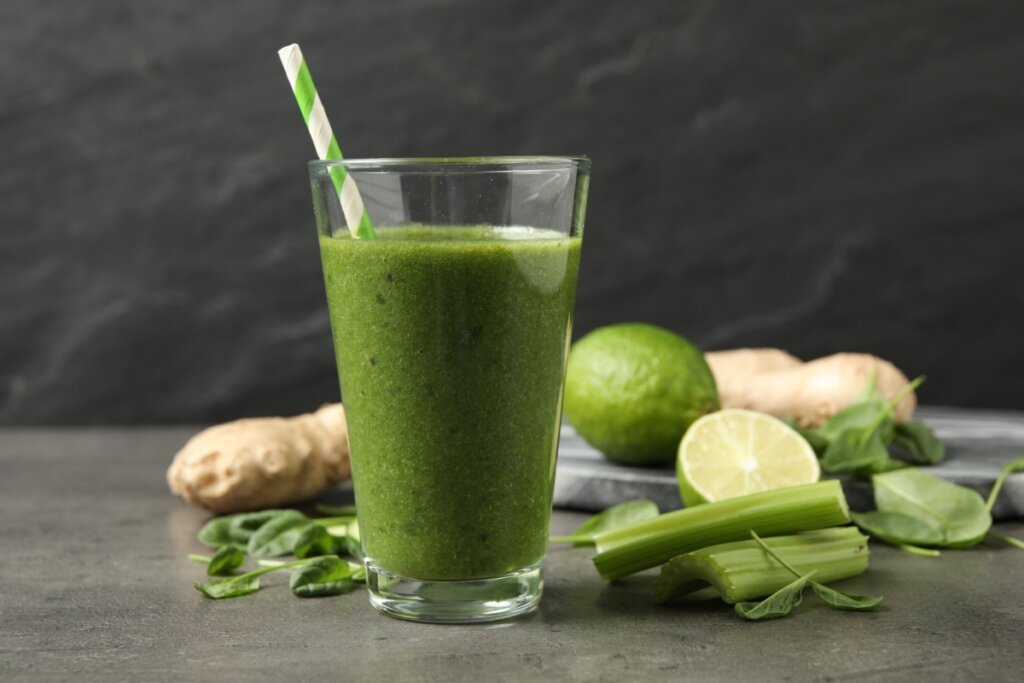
[749,530,883,612]
[816,401,892,444]
[571,500,660,542]
[321,521,363,560]
[293,524,336,559]
[190,507,373,601]
[194,558,312,599]
[813,368,888,444]
[891,420,945,465]
[197,509,294,549]
[336,533,364,561]
[783,419,829,456]
[246,511,313,557]
[983,458,1024,550]
[207,545,246,576]
[816,376,924,454]
[194,574,262,599]
[315,503,357,516]
[986,457,1024,513]
[289,556,361,598]
[735,572,813,621]
[810,582,883,611]
[873,468,991,548]
[850,510,944,547]
[986,532,1024,550]
[820,429,892,475]
[549,500,660,546]
[873,459,910,474]
[898,543,941,557]
[853,369,887,404]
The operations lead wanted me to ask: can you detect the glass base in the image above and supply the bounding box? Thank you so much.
[365,560,544,624]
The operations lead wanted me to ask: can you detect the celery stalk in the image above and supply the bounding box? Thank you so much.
[593,481,850,580]
[653,527,870,604]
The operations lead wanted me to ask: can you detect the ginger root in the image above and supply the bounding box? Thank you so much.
[705,350,916,428]
[167,403,350,514]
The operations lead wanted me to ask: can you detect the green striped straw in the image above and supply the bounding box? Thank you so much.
[278,43,375,239]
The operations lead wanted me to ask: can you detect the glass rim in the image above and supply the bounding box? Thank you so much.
[308,156,589,172]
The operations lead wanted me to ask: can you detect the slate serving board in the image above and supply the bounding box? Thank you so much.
[554,406,1024,520]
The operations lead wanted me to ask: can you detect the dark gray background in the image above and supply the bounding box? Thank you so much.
[2,0,1023,425]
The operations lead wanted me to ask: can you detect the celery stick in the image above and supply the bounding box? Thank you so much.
[654,527,869,604]
[593,481,850,580]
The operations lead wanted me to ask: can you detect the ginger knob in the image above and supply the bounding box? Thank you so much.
[167,403,350,514]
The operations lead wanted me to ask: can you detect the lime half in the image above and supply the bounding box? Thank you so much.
[677,409,820,506]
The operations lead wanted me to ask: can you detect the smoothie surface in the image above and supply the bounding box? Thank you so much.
[320,225,581,580]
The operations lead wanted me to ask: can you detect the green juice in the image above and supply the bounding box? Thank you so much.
[319,226,581,580]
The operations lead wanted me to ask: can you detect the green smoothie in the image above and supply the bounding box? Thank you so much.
[319,226,581,580]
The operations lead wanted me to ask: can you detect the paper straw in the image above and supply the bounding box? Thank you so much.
[278,43,375,239]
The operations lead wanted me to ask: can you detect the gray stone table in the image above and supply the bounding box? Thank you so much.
[2,427,1022,682]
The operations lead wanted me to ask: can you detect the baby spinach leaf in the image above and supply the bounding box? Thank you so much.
[898,543,941,557]
[891,420,945,465]
[980,459,1024,551]
[809,582,882,611]
[812,369,885,444]
[194,559,313,599]
[312,512,357,528]
[853,369,886,404]
[293,524,336,559]
[195,574,262,599]
[820,430,892,475]
[315,503,357,516]
[783,419,829,456]
[247,511,313,557]
[207,545,246,576]
[986,457,1024,513]
[322,521,363,560]
[817,376,924,448]
[336,534,364,561]
[549,500,660,546]
[986,532,1024,550]
[816,401,891,444]
[734,572,813,621]
[749,530,884,612]
[873,469,991,548]
[289,556,361,598]
[198,509,294,549]
[850,510,945,547]
[872,459,910,474]
[572,500,660,541]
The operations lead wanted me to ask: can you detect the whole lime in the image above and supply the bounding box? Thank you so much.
[564,323,719,466]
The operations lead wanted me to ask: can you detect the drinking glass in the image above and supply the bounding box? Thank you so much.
[309,157,590,623]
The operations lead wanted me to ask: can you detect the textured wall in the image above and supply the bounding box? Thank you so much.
[2,0,1023,424]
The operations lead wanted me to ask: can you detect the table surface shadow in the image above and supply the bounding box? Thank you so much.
[1,425,1022,682]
